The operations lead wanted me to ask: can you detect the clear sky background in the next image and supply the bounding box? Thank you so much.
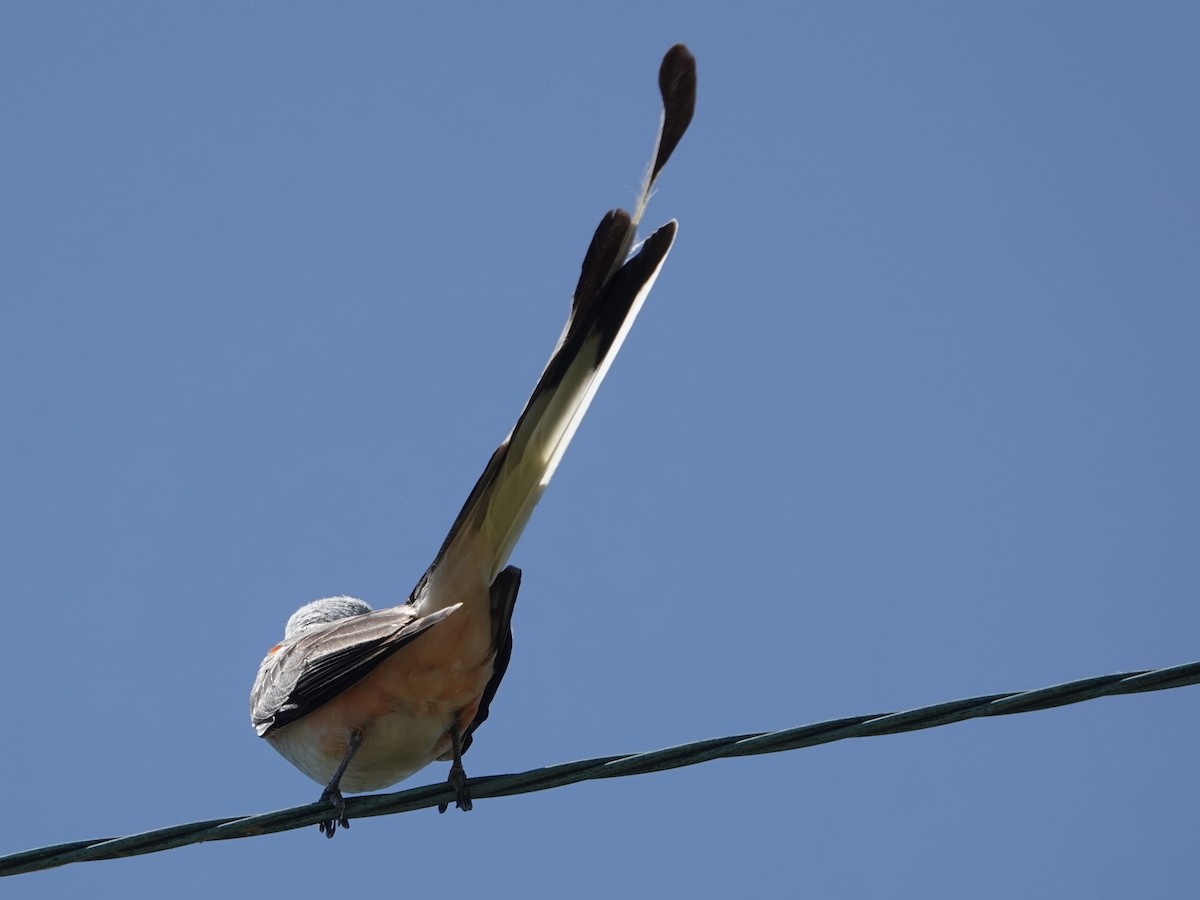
[3,4,1198,897]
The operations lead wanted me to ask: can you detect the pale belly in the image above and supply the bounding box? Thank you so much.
[268,704,454,793]
[264,620,496,793]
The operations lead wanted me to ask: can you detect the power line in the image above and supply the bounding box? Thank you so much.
[3,659,1197,878]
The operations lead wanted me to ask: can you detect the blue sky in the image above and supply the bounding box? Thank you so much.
[3,4,1198,897]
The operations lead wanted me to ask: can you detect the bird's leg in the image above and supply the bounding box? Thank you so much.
[438,722,473,813]
[318,728,363,838]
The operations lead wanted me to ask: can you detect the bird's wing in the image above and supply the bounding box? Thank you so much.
[460,565,521,753]
[250,603,460,735]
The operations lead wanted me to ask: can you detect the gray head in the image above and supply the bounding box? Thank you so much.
[284,595,373,639]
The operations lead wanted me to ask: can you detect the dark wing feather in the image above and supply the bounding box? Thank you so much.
[461,565,521,753]
[251,604,459,736]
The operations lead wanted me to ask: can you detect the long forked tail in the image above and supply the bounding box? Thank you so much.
[414,45,696,607]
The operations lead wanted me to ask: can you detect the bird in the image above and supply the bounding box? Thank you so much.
[250,44,697,837]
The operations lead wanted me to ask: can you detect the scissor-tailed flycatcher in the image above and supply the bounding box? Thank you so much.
[250,44,697,836]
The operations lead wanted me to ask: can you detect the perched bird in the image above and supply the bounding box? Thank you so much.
[250,44,697,836]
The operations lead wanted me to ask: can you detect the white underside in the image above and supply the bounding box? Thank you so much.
[266,705,453,793]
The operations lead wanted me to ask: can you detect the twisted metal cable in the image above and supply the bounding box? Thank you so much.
[4,659,1198,878]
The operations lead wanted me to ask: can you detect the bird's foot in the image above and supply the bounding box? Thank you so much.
[315,729,362,837]
[438,759,473,814]
[318,785,351,838]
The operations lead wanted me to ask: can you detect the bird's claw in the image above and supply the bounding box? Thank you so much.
[318,786,350,837]
[437,761,473,814]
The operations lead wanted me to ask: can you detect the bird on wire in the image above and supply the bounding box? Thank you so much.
[250,44,697,837]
